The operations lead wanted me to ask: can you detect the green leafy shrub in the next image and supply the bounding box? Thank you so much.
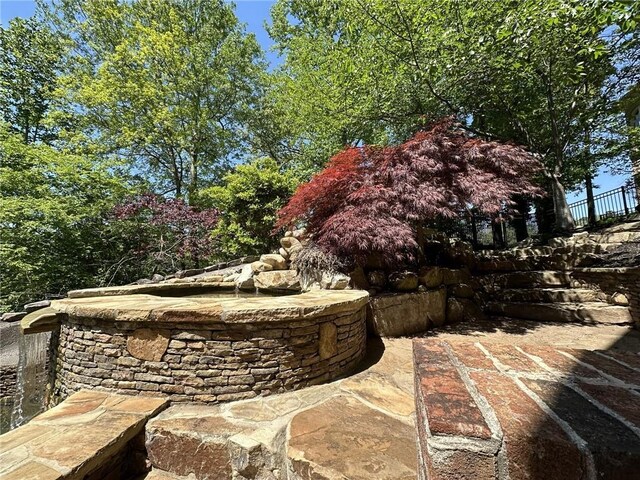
[200,158,299,258]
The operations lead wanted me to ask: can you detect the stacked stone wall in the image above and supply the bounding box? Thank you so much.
[0,366,16,398]
[53,308,367,404]
[571,267,640,328]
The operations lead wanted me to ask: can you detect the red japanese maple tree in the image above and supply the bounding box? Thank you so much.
[276,118,542,264]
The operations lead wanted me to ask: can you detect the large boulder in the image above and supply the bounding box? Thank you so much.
[260,254,288,270]
[367,270,387,288]
[250,261,273,273]
[446,298,465,324]
[254,270,301,292]
[349,266,370,290]
[367,288,447,337]
[451,283,474,299]
[441,268,471,286]
[389,272,419,291]
[280,237,303,254]
[418,267,443,288]
[320,272,350,290]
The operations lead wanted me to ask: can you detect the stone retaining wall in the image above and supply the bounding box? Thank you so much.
[367,267,485,337]
[0,366,16,398]
[572,267,640,328]
[53,308,367,404]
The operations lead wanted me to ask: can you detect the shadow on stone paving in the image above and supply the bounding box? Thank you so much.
[414,315,640,478]
[524,330,640,479]
[346,335,386,377]
[422,316,609,339]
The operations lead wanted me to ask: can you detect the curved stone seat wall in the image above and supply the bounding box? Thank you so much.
[51,291,368,404]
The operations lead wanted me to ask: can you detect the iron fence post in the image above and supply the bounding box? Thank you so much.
[622,186,629,215]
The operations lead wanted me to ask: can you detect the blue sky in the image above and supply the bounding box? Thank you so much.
[1,0,633,202]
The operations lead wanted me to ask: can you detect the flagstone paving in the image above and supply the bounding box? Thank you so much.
[144,320,640,480]
[0,390,167,480]
[145,337,417,480]
[2,319,638,480]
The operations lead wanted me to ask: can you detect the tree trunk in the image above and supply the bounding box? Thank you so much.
[550,173,575,233]
[585,173,597,226]
[492,217,505,249]
[510,196,529,242]
[188,158,198,205]
[535,194,555,236]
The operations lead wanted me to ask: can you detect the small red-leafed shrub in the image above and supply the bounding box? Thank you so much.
[276,118,542,265]
[111,194,219,276]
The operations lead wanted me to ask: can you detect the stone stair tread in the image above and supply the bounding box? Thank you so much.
[488,301,632,325]
[480,270,575,289]
[0,390,168,480]
[497,288,600,304]
[503,287,594,292]
[144,340,418,480]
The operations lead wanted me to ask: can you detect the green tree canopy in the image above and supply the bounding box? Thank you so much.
[0,16,64,144]
[0,125,133,311]
[48,0,266,203]
[269,0,640,231]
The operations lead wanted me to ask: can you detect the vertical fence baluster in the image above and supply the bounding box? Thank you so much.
[568,184,635,226]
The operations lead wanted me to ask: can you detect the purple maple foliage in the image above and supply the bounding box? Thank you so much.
[277,118,543,264]
[112,194,218,270]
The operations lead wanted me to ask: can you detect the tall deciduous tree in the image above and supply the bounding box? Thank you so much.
[269,0,639,232]
[48,0,266,203]
[0,17,63,144]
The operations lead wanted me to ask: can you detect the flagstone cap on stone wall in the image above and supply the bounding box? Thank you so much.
[0,390,167,480]
[50,290,370,325]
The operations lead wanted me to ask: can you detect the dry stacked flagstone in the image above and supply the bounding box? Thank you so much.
[413,338,640,480]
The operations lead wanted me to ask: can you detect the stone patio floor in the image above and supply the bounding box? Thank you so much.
[144,319,640,480]
[1,318,637,480]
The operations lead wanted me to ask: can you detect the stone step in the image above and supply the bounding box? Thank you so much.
[145,404,277,480]
[480,271,575,290]
[549,231,640,247]
[498,288,600,304]
[0,390,168,480]
[487,301,632,325]
[599,220,640,233]
[145,345,418,480]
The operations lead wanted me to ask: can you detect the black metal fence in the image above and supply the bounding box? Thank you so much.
[568,184,638,228]
[434,212,538,250]
[436,183,638,250]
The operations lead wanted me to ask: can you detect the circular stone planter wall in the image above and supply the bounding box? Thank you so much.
[49,290,369,404]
